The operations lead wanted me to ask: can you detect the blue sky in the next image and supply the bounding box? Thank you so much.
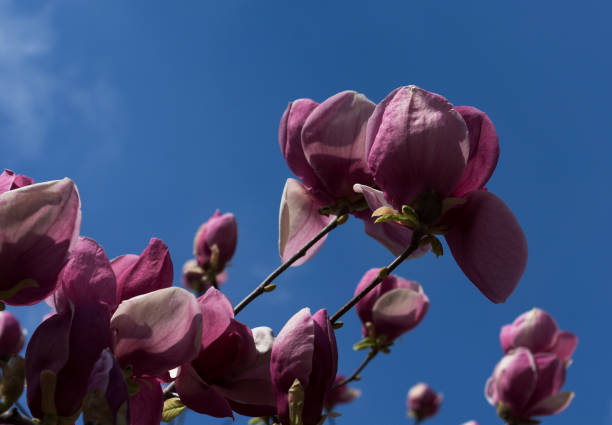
[2,1,611,424]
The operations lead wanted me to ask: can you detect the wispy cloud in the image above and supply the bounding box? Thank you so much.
[0,1,122,162]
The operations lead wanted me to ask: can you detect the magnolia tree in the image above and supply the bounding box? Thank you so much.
[0,86,577,425]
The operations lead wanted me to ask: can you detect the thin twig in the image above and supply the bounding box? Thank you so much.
[330,230,423,324]
[332,349,378,390]
[0,408,37,425]
[233,209,348,315]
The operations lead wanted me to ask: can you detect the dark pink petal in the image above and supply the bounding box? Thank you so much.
[53,237,117,313]
[325,375,361,410]
[452,106,500,197]
[301,91,375,198]
[271,308,315,424]
[0,169,34,194]
[445,190,527,303]
[111,287,203,377]
[193,211,238,271]
[494,348,537,417]
[86,348,129,425]
[175,364,234,418]
[198,287,234,349]
[0,311,25,355]
[279,179,333,266]
[367,86,469,207]
[526,353,566,412]
[279,98,322,191]
[499,308,558,354]
[112,238,173,303]
[371,287,429,341]
[0,178,81,305]
[128,378,163,425]
[527,392,574,417]
[549,331,578,362]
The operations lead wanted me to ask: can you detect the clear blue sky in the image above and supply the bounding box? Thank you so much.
[2,1,611,424]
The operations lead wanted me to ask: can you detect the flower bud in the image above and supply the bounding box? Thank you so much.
[407,383,442,421]
[0,311,25,356]
[193,210,237,273]
[355,269,429,342]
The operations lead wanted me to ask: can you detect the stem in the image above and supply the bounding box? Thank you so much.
[332,349,378,390]
[163,382,176,399]
[0,409,37,425]
[330,230,423,324]
[233,210,348,315]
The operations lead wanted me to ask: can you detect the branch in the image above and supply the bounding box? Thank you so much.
[332,349,378,390]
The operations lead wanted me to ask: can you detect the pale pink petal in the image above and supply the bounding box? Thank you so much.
[371,287,429,340]
[452,106,500,197]
[484,376,498,406]
[301,91,375,198]
[445,190,527,303]
[500,308,558,354]
[549,331,578,362]
[128,378,163,425]
[494,348,537,416]
[279,179,333,266]
[111,287,203,377]
[367,86,469,207]
[175,364,233,418]
[527,391,574,417]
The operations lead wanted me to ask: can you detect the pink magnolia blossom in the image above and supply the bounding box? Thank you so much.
[175,288,276,418]
[194,210,237,273]
[500,308,578,362]
[461,421,480,425]
[407,382,442,421]
[0,178,81,305]
[485,348,574,421]
[360,86,527,303]
[278,91,375,265]
[270,308,337,425]
[0,311,25,355]
[0,169,34,193]
[324,375,361,411]
[355,269,429,342]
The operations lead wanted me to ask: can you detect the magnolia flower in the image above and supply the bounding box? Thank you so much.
[407,383,442,421]
[0,178,81,305]
[485,348,574,421]
[194,211,237,271]
[324,375,361,411]
[278,91,375,265]
[270,308,337,425]
[500,308,577,362]
[175,288,276,418]
[0,311,25,355]
[0,169,33,193]
[355,269,429,343]
[358,85,527,303]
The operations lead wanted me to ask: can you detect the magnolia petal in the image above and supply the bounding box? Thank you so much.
[0,169,34,194]
[445,190,527,303]
[484,376,498,406]
[0,311,25,355]
[527,391,574,417]
[499,308,558,354]
[367,86,469,207]
[301,91,375,198]
[279,179,333,266]
[279,98,322,190]
[528,353,566,409]
[494,348,537,417]
[128,378,163,425]
[198,288,234,349]
[452,106,500,197]
[549,331,578,362]
[0,178,81,305]
[214,378,276,416]
[371,287,429,341]
[112,238,173,303]
[111,287,203,377]
[175,363,233,418]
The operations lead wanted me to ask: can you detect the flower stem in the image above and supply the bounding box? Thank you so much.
[233,209,349,315]
[330,230,423,324]
[332,349,378,390]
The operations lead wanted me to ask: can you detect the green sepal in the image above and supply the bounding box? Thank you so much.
[248,418,265,425]
[420,236,444,258]
[352,337,375,351]
[161,397,186,422]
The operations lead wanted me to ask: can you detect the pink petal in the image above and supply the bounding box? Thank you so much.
[128,378,163,425]
[279,179,333,266]
[0,169,34,194]
[111,287,203,377]
[175,364,234,418]
[494,348,537,417]
[527,353,566,409]
[484,376,498,406]
[86,348,130,425]
[0,311,25,354]
[279,98,322,191]
[499,308,558,354]
[371,287,429,341]
[112,238,173,303]
[198,287,234,349]
[367,86,469,207]
[452,106,500,197]
[0,178,81,305]
[301,91,375,198]
[549,331,578,362]
[445,190,527,303]
[527,391,574,417]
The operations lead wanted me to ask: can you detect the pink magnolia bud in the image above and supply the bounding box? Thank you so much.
[355,269,429,342]
[0,169,34,194]
[407,383,442,421]
[270,308,338,425]
[500,308,578,362]
[324,375,361,411]
[0,311,25,355]
[193,210,237,273]
[485,348,574,422]
[461,421,480,425]
[0,178,81,305]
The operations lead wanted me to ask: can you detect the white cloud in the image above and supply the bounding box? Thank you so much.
[0,1,121,161]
